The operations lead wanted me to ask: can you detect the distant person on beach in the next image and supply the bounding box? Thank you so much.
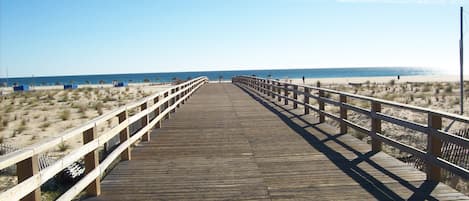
[397,75,400,80]
[302,76,305,84]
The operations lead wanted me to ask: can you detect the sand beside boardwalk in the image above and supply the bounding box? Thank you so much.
[281,75,469,195]
[1,75,468,196]
[0,82,171,196]
[285,75,463,85]
[0,83,170,153]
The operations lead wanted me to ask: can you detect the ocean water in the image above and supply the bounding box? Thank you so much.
[0,67,433,86]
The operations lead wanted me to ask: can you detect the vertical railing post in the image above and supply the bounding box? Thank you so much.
[317,81,325,123]
[277,82,281,102]
[262,80,266,94]
[427,113,442,181]
[171,88,176,113]
[284,83,289,105]
[267,80,271,96]
[176,86,181,108]
[257,79,261,91]
[181,85,186,104]
[371,101,382,152]
[293,85,298,109]
[83,126,101,196]
[340,94,347,134]
[17,155,40,201]
[118,110,131,160]
[155,96,162,128]
[304,87,310,115]
[140,100,150,141]
[164,92,170,119]
[271,81,276,98]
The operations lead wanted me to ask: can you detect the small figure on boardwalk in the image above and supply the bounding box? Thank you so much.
[302,76,305,84]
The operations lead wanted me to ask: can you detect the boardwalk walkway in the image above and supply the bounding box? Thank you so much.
[88,83,468,201]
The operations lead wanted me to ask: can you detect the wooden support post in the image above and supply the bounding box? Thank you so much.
[340,95,347,134]
[181,87,186,104]
[267,80,271,96]
[154,96,162,128]
[171,88,176,111]
[271,81,276,98]
[262,80,266,94]
[293,85,298,109]
[171,88,176,113]
[284,84,289,105]
[176,87,181,108]
[371,101,382,152]
[164,92,170,119]
[318,92,325,123]
[277,82,282,102]
[304,87,310,115]
[118,110,131,161]
[153,96,162,128]
[17,155,40,201]
[317,82,325,123]
[140,101,150,142]
[427,113,442,181]
[83,126,101,196]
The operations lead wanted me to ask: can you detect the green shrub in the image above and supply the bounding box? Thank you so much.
[445,85,453,93]
[57,142,69,152]
[17,125,26,134]
[40,122,51,131]
[422,85,431,92]
[59,110,71,120]
[94,102,104,115]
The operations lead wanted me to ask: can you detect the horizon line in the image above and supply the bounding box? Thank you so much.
[0,66,437,79]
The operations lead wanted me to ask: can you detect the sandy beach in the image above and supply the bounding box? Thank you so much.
[0,83,170,151]
[1,75,468,196]
[287,75,464,85]
[1,75,467,148]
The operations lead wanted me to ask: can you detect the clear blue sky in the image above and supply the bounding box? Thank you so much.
[0,0,468,77]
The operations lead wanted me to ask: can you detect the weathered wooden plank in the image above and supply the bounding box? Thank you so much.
[87,83,468,201]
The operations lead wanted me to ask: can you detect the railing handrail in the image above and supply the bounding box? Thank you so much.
[233,75,469,182]
[242,75,469,124]
[0,76,208,201]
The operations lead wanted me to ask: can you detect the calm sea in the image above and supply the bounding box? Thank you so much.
[0,67,433,86]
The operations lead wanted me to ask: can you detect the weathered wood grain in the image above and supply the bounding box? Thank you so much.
[88,83,468,201]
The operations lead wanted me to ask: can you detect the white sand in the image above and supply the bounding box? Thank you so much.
[280,75,464,85]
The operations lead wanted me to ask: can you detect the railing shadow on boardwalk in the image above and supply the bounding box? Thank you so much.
[236,83,439,201]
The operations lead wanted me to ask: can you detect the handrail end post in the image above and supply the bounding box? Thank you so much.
[17,155,41,201]
[83,126,101,196]
[340,94,347,134]
[371,101,382,152]
[426,113,442,182]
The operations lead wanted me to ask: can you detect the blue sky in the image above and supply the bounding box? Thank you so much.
[0,0,468,77]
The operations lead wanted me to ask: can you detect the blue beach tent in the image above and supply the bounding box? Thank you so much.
[13,85,29,92]
[114,82,128,87]
[64,84,78,90]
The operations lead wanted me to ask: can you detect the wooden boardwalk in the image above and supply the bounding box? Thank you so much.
[88,83,469,201]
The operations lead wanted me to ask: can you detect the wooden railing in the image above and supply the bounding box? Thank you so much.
[233,76,469,182]
[0,77,208,201]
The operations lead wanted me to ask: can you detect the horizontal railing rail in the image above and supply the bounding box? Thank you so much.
[0,76,208,201]
[233,75,469,182]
